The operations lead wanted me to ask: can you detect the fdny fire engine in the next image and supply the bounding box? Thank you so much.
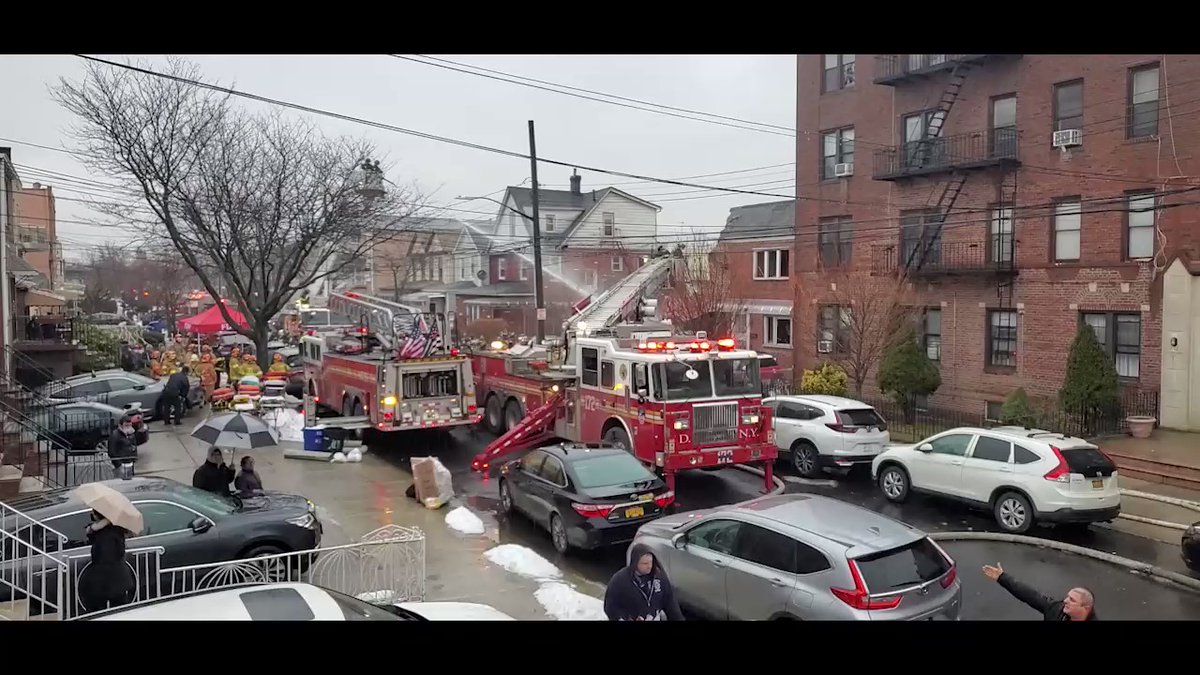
[300,291,479,433]
[469,252,777,493]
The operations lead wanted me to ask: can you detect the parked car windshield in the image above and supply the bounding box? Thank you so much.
[713,358,760,397]
[652,361,713,401]
[570,453,656,489]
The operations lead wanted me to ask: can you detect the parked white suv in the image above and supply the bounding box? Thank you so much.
[871,426,1121,534]
[764,395,890,478]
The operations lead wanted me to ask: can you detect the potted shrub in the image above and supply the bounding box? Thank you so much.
[1126,415,1156,439]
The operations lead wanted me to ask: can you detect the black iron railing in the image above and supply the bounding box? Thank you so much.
[873,54,989,83]
[873,128,1019,180]
[873,238,1017,276]
[12,316,75,344]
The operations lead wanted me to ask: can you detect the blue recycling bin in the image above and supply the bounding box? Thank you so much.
[302,427,325,452]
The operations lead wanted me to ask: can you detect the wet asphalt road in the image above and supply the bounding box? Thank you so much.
[369,427,1200,619]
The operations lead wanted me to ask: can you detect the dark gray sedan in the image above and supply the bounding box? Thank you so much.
[39,369,202,420]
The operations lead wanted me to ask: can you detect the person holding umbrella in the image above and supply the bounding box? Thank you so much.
[193,447,236,495]
[73,482,144,614]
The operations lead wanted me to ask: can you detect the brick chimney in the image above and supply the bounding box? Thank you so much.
[569,169,581,195]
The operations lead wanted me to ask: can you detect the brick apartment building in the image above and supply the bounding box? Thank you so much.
[792,54,1200,428]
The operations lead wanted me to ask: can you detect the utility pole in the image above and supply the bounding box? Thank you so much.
[528,120,546,343]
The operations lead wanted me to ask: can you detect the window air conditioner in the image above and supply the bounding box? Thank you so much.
[834,163,854,177]
[1052,129,1082,149]
[817,340,833,354]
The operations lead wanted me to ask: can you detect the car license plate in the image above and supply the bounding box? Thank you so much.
[716,449,734,464]
[1091,479,1104,489]
[625,506,644,519]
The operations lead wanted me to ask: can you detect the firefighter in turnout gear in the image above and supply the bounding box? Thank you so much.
[240,353,263,380]
[267,352,289,375]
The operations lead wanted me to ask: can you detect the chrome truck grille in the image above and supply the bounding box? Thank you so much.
[692,401,738,445]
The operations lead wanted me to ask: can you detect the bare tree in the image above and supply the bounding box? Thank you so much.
[137,250,194,332]
[662,249,745,337]
[54,59,427,366]
[795,272,915,396]
[80,244,127,314]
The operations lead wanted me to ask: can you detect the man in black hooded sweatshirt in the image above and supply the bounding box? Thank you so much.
[983,562,1098,621]
[604,544,684,621]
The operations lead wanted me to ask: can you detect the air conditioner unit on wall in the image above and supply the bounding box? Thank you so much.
[817,340,833,354]
[834,163,854,177]
[1052,129,1083,149]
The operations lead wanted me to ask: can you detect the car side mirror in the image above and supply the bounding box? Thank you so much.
[672,533,687,550]
[190,517,212,534]
[917,443,933,453]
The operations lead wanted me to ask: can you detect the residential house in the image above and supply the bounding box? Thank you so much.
[794,54,1200,425]
[14,183,62,291]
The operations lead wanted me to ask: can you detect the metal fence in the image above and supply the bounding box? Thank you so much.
[0,501,69,621]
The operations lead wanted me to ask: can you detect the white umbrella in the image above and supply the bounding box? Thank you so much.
[73,482,143,535]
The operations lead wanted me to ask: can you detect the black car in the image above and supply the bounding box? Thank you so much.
[33,401,150,454]
[0,476,322,608]
[498,443,674,554]
[1185,521,1200,574]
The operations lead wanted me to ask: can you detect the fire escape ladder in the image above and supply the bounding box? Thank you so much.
[912,61,972,169]
[995,170,1019,310]
[903,172,969,275]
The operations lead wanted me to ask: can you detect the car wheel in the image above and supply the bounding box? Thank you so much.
[994,492,1034,534]
[550,514,569,554]
[244,544,295,583]
[791,441,821,478]
[503,398,523,431]
[154,398,166,421]
[484,395,505,434]
[499,479,515,514]
[879,465,910,503]
[603,426,633,454]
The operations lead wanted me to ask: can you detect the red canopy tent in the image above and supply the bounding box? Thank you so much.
[179,304,249,334]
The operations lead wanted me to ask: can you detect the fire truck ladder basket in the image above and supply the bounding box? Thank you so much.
[566,254,676,335]
[471,392,564,472]
[327,292,422,351]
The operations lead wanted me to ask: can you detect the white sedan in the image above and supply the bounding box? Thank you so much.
[89,582,515,621]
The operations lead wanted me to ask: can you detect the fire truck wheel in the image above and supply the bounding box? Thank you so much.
[550,513,570,554]
[504,398,524,431]
[350,400,365,441]
[484,394,505,434]
[602,425,633,454]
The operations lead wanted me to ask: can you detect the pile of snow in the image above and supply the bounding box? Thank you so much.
[534,582,606,621]
[261,408,305,442]
[346,448,363,463]
[483,544,562,581]
[445,506,485,535]
[330,452,347,463]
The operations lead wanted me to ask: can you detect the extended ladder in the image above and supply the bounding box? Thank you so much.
[565,253,676,337]
[326,292,421,351]
[471,391,564,472]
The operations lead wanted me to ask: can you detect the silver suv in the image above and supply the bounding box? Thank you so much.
[628,494,961,620]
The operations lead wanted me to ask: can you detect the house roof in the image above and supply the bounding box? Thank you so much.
[502,185,661,247]
[718,200,796,243]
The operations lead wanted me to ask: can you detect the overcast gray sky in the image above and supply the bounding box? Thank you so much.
[0,54,796,260]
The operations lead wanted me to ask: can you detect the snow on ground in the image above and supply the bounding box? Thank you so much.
[261,408,305,442]
[483,544,562,581]
[445,506,486,535]
[533,582,606,621]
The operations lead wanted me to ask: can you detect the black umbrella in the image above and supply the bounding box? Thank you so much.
[190,412,278,451]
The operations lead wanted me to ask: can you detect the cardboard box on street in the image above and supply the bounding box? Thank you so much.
[411,456,453,509]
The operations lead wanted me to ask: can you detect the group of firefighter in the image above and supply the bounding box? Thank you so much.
[142,335,291,404]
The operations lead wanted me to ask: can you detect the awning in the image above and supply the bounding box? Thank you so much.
[26,288,67,306]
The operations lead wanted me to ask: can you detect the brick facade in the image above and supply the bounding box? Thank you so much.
[792,54,1200,415]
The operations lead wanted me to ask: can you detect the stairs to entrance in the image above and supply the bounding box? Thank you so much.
[1106,451,1200,491]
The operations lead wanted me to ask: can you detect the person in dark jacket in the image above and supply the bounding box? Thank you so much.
[983,562,1097,620]
[77,510,135,613]
[192,446,235,495]
[603,544,684,621]
[234,455,264,497]
[106,419,137,473]
[164,366,191,425]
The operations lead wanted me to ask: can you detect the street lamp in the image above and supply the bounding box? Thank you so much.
[456,194,546,343]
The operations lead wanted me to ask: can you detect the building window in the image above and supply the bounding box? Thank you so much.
[497,258,508,281]
[818,305,851,354]
[821,127,855,180]
[1128,64,1160,139]
[900,210,942,267]
[437,260,444,281]
[923,308,941,361]
[1054,80,1084,132]
[823,54,855,92]
[818,217,853,267]
[985,401,1004,422]
[544,214,555,232]
[583,269,597,288]
[987,310,1018,368]
[519,263,528,281]
[990,94,1017,158]
[990,207,1013,264]
[764,316,792,347]
[902,110,945,168]
[1126,192,1156,259]
[753,249,790,280]
[1053,198,1082,262]
[1082,312,1142,379]
[602,212,615,237]
[611,256,623,272]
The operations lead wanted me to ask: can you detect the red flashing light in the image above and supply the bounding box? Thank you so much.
[717,337,736,350]
[572,503,615,519]
[1044,445,1070,483]
[313,395,320,403]
[468,404,476,412]
[450,348,459,356]
[358,326,369,335]
[306,329,316,336]
[665,341,676,350]
[345,292,359,298]
[699,341,711,351]
[831,560,902,611]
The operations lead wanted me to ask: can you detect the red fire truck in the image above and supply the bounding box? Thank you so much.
[300,292,479,433]
[468,254,777,493]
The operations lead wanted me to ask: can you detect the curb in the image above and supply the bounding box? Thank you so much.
[929,530,1200,594]
[1118,513,1189,531]
[1120,488,1200,513]
[732,464,787,495]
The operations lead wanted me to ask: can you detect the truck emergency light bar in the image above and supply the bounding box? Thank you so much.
[637,337,737,353]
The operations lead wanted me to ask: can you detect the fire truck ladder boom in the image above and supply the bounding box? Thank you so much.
[566,253,676,335]
[471,391,564,472]
[326,292,421,350]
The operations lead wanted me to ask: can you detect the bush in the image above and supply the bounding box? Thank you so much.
[1001,388,1037,427]
[1059,322,1120,414]
[877,324,941,408]
[800,362,848,396]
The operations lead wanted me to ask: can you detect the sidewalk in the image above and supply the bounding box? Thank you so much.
[1107,474,1200,546]
[1102,430,1200,490]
